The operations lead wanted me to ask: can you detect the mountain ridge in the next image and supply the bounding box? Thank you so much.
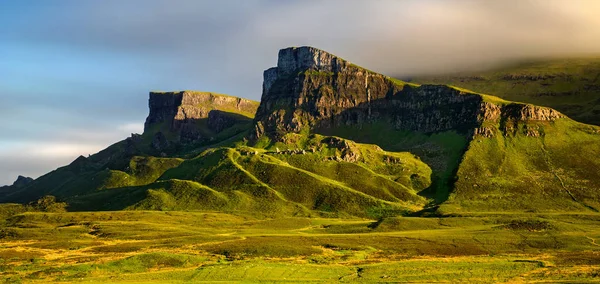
[1,46,599,217]
[253,46,565,142]
[412,57,600,126]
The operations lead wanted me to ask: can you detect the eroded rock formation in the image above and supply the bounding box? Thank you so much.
[253,46,564,140]
[144,91,259,144]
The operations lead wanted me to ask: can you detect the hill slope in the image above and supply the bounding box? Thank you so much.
[413,58,600,126]
[252,47,600,212]
[0,88,431,218]
[2,47,600,216]
[0,91,259,204]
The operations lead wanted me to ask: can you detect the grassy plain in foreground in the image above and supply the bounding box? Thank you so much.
[1,209,600,283]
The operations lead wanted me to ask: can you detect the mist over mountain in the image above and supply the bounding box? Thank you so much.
[2,0,600,185]
[3,2,600,281]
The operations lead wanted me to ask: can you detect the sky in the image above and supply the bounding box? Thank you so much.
[1,0,600,185]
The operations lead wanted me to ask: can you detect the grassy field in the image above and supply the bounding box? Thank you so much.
[1,209,600,283]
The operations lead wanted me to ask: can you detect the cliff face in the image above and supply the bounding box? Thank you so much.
[253,47,563,140]
[145,91,258,132]
[144,91,259,146]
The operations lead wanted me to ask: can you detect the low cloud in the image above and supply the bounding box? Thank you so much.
[0,123,142,185]
[4,0,600,97]
[117,123,144,134]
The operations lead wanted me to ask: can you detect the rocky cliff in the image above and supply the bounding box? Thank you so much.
[145,91,258,132]
[144,91,259,147]
[253,46,563,140]
[2,46,598,216]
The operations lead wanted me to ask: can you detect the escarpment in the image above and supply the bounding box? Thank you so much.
[253,47,564,141]
[145,91,258,132]
[4,45,599,216]
[144,91,259,147]
[474,102,564,137]
[251,46,580,210]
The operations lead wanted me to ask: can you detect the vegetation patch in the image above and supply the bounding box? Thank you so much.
[500,219,554,232]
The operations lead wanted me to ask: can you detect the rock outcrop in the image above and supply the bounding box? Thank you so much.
[252,46,564,140]
[145,91,258,131]
[322,137,361,162]
[144,91,259,145]
[0,175,34,193]
[12,176,33,188]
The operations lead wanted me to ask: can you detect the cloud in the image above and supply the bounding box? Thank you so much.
[117,123,144,134]
[0,142,99,186]
[242,0,600,76]
[0,123,141,185]
[2,0,600,185]
[5,0,600,95]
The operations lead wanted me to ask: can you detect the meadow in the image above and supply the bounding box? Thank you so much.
[1,208,600,283]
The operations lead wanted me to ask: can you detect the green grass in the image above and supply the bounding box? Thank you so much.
[35,133,429,218]
[4,50,600,283]
[316,122,469,203]
[444,118,600,213]
[415,57,600,125]
[2,210,600,283]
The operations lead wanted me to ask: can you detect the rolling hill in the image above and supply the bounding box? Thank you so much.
[1,47,600,217]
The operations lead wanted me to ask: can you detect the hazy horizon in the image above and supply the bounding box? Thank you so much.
[2,0,600,185]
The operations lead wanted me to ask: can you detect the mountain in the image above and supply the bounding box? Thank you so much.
[144,91,259,150]
[413,57,600,126]
[0,175,33,195]
[0,86,431,218]
[0,92,260,205]
[2,47,600,217]
[251,47,600,213]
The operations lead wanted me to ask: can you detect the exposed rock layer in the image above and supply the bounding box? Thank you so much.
[144,91,259,145]
[253,46,564,140]
[145,91,258,132]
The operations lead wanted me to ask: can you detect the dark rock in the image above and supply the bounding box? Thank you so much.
[179,123,203,144]
[151,132,170,151]
[124,133,143,155]
[252,46,565,141]
[12,175,33,188]
[501,104,563,121]
[207,110,237,133]
[145,91,258,133]
[143,91,259,146]
[474,127,495,138]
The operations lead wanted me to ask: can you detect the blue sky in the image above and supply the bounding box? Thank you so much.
[1,0,600,185]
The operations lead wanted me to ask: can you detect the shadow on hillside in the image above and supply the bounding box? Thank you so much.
[0,110,257,207]
[142,109,255,157]
[309,94,477,204]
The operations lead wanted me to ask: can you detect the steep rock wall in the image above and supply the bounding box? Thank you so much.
[253,46,563,140]
[145,91,258,132]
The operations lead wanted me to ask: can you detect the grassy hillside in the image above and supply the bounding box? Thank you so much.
[445,118,600,213]
[317,107,600,214]
[4,53,600,218]
[316,124,468,205]
[0,92,261,205]
[414,57,600,125]
[80,135,430,218]
[3,50,600,282]
[2,209,600,283]
[3,134,431,218]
